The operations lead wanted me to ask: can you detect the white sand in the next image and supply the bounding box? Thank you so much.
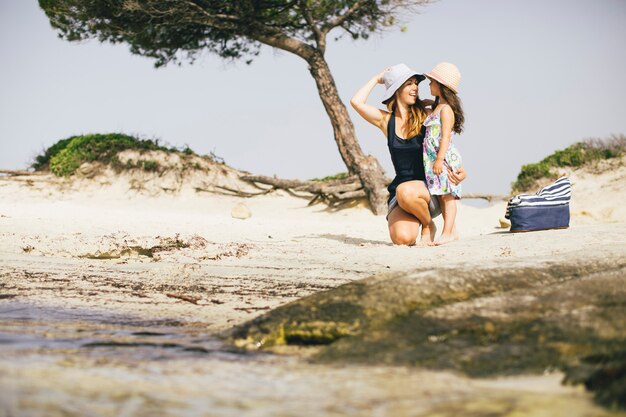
[1,160,625,330]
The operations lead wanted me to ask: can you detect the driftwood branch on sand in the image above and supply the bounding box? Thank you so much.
[241,174,367,207]
[212,185,274,198]
[241,174,510,207]
[0,169,44,176]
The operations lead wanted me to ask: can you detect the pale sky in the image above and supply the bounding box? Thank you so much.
[1,0,625,194]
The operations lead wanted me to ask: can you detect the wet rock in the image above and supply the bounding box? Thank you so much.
[228,260,626,410]
[231,203,252,220]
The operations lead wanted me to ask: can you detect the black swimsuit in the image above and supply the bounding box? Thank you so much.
[386,112,427,204]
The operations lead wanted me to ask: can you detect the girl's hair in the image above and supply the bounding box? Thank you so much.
[436,82,465,134]
[386,94,427,138]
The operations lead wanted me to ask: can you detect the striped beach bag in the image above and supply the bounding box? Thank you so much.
[505,176,571,232]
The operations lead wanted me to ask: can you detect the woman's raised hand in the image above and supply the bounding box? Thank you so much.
[377,68,391,84]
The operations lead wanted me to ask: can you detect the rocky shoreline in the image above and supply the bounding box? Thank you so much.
[231,258,626,410]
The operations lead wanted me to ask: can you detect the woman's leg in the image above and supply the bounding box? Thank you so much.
[387,205,421,246]
[436,194,457,245]
[395,181,436,245]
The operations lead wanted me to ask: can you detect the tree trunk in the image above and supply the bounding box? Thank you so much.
[305,51,389,215]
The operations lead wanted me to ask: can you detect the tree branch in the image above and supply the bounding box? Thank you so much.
[321,0,366,32]
[0,169,43,176]
[298,0,326,53]
[180,0,243,23]
[252,31,316,60]
[121,0,242,31]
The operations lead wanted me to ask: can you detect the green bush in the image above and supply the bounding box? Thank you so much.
[512,135,625,193]
[32,133,191,176]
[31,138,74,171]
[49,134,170,176]
[141,160,159,172]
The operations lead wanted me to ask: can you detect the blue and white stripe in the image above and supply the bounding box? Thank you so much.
[506,176,571,218]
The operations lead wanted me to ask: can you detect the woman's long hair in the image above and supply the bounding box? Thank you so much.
[436,83,465,134]
[386,95,427,138]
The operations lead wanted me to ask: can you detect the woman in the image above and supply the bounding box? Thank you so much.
[350,64,466,245]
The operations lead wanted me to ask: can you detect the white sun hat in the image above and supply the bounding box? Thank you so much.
[381,63,425,104]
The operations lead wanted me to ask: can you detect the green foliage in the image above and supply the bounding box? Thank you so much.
[141,160,159,172]
[38,1,430,66]
[36,133,171,176]
[33,133,226,177]
[31,137,74,171]
[512,135,626,193]
[311,172,350,182]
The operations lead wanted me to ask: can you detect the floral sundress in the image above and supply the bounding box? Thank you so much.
[423,112,462,198]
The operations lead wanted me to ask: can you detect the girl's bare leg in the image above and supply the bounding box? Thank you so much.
[440,199,459,241]
[395,181,436,245]
[387,205,421,246]
[452,200,459,240]
[435,194,457,246]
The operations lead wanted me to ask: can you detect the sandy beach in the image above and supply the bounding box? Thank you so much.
[3,1,625,415]
[1,159,625,416]
[1,159,624,329]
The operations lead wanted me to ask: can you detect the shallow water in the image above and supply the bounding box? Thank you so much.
[0,300,621,417]
[0,301,239,361]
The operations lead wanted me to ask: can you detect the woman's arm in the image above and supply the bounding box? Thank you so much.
[350,72,389,135]
[447,166,466,185]
[433,104,455,175]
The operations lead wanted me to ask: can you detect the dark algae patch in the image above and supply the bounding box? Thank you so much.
[229,260,626,410]
[78,234,192,259]
[230,281,368,348]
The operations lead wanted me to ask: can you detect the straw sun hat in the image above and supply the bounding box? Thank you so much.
[425,62,461,94]
[381,63,425,104]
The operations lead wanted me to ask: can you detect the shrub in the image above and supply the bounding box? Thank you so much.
[31,138,74,171]
[32,133,185,176]
[511,134,626,193]
[31,133,248,177]
[49,134,170,176]
[141,160,159,172]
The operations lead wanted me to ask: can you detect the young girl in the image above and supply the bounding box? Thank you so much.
[423,62,465,245]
